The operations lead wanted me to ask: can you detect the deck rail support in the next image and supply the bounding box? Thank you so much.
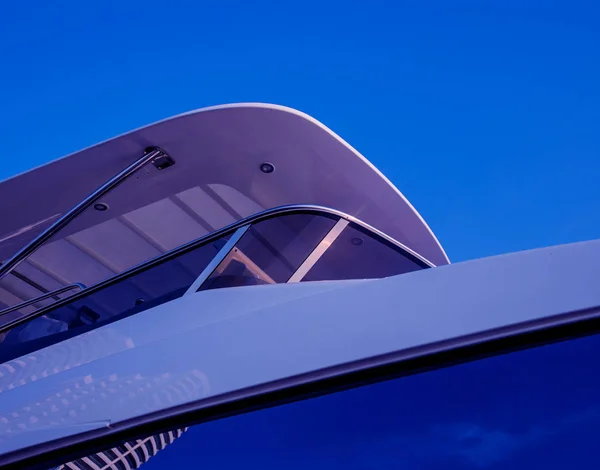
[0,147,169,283]
[0,283,86,318]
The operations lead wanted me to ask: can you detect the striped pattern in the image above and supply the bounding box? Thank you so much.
[57,428,187,470]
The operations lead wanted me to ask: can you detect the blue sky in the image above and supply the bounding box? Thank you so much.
[1,1,598,262]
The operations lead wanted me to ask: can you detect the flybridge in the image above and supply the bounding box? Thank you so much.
[0,104,448,267]
[0,104,448,315]
[0,104,446,358]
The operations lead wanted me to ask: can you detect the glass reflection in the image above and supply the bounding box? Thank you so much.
[199,213,337,291]
[134,331,600,469]
[303,222,427,282]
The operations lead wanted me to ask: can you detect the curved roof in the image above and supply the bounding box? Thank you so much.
[0,104,448,268]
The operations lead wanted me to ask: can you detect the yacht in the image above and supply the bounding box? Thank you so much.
[0,104,598,469]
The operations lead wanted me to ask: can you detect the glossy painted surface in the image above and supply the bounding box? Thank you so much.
[0,238,598,457]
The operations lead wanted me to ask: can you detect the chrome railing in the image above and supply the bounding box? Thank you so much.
[0,147,170,283]
[0,283,85,318]
[0,204,435,335]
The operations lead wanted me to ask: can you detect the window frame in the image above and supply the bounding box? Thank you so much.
[0,205,433,337]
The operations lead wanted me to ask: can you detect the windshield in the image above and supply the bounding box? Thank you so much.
[0,210,427,367]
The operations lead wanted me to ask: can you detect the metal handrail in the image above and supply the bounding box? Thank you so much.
[0,204,435,335]
[0,147,169,283]
[0,283,85,317]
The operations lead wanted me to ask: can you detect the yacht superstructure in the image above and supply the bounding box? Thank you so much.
[0,104,598,470]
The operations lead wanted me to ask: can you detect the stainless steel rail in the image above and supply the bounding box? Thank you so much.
[0,204,435,335]
[0,147,169,283]
[0,283,85,317]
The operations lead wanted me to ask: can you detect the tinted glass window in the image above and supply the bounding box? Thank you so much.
[303,222,427,282]
[0,238,228,364]
[200,213,336,291]
[71,330,600,469]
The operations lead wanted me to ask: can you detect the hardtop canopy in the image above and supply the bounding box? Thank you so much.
[0,104,448,302]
